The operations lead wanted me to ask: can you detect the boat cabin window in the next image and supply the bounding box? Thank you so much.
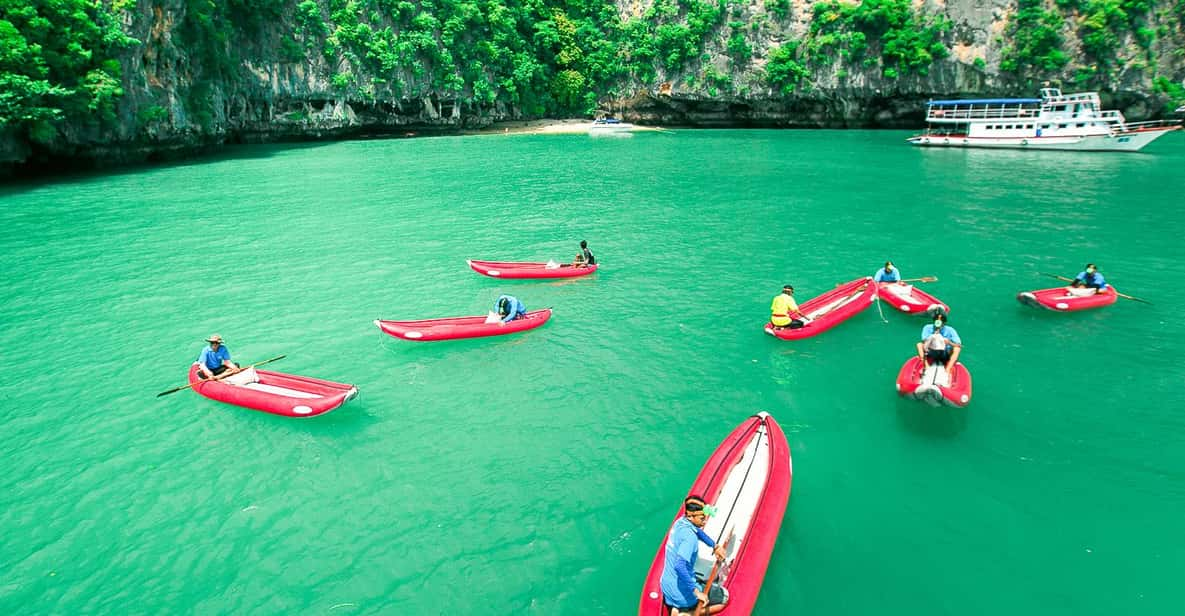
[1076,123,1085,127]
[1041,124,1051,129]
[1059,123,1067,128]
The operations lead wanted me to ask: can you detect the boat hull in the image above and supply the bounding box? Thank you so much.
[764,277,875,340]
[374,308,552,341]
[187,364,357,417]
[907,127,1177,152]
[638,413,792,615]
[876,282,949,316]
[895,357,972,408]
[1017,287,1118,311]
[467,259,598,279]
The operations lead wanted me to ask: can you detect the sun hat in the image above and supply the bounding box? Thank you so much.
[206,334,224,343]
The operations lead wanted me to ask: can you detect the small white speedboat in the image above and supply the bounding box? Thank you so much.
[588,117,635,135]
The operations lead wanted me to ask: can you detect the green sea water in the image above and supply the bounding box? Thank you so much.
[2,130,1184,615]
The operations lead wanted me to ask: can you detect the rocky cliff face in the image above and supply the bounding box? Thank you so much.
[3,0,1183,175]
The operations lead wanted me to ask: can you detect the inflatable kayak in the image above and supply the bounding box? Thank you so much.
[187,364,357,417]
[1017,286,1118,311]
[764,277,876,340]
[895,357,972,408]
[876,282,949,317]
[374,308,552,341]
[467,259,598,279]
[638,412,792,616]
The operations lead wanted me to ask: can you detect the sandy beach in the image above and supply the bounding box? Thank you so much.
[463,118,669,135]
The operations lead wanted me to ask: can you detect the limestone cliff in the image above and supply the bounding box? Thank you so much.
[2,0,1183,175]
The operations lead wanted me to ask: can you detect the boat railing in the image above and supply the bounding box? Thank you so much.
[1115,119,1182,133]
[1041,92,1102,105]
[927,107,1040,121]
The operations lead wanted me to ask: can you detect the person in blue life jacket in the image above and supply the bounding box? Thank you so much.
[494,295,527,323]
[874,261,902,284]
[660,496,729,616]
[916,313,962,373]
[1069,263,1109,293]
[196,334,239,379]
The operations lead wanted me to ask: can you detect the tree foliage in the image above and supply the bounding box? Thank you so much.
[0,1,137,139]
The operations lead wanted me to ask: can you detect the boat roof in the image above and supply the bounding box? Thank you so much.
[927,98,1041,107]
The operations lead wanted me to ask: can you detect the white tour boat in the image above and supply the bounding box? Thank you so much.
[588,117,635,135]
[908,88,1180,152]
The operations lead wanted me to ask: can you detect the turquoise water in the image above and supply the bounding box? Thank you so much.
[2,130,1184,614]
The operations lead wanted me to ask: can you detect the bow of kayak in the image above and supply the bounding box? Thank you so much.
[877,282,949,317]
[895,357,972,408]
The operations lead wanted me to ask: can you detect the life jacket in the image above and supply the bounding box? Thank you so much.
[771,293,795,325]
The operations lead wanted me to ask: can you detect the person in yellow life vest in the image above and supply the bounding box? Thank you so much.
[770,285,806,329]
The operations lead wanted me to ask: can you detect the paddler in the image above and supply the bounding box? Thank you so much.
[916,313,961,372]
[873,261,902,284]
[196,334,239,379]
[493,294,527,322]
[770,284,806,329]
[660,496,728,616]
[562,239,596,268]
[1068,263,1109,294]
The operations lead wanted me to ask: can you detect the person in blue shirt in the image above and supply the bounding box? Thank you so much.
[1070,263,1109,292]
[660,496,728,615]
[196,334,239,379]
[494,295,527,323]
[873,261,901,284]
[916,313,962,372]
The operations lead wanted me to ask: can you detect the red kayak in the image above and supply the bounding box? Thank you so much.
[373,308,552,341]
[764,277,876,340]
[467,259,598,279]
[876,282,949,317]
[187,364,357,417]
[1017,287,1118,311]
[895,357,972,408]
[638,412,792,616]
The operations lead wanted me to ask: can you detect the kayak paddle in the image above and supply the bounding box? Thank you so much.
[900,276,937,283]
[156,354,287,397]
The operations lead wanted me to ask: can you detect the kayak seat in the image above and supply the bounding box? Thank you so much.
[222,367,260,386]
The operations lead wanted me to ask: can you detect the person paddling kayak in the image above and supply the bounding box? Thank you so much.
[660,496,728,616]
[561,239,596,268]
[873,261,902,284]
[1067,263,1109,295]
[196,334,239,379]
[915,313,961,373]
[493,295,527,323]
[770,285,806,329]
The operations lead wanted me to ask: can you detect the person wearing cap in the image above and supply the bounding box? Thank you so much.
[660,496,729,615]
[196,334,239,380]
[493,294,527,323]
[916,313,962,372]
[1069,263,1108,293]
[873,261,902,284]
[770,285,806,329]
